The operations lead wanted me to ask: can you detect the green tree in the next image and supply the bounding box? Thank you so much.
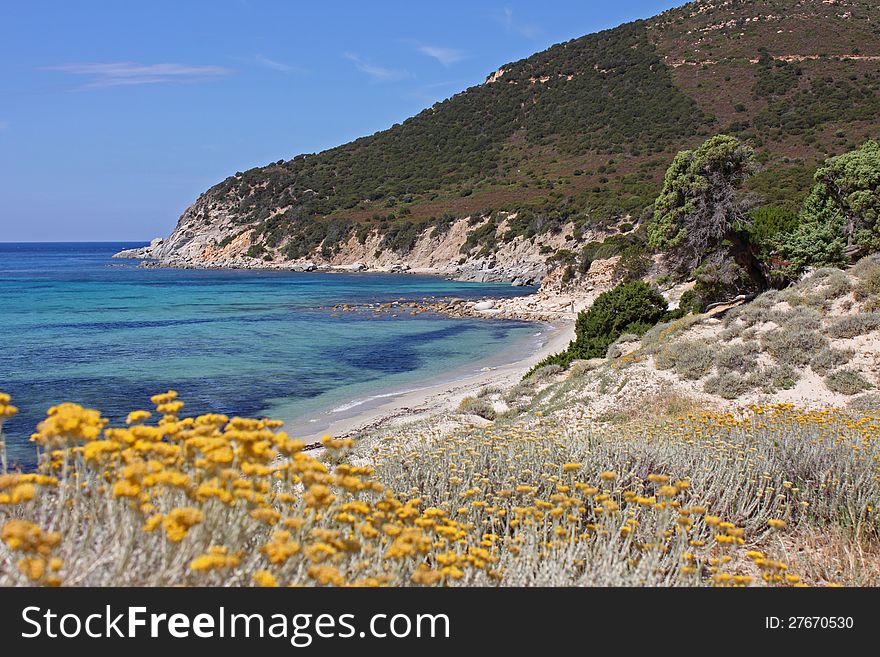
[800,139,880,255]
[648,134,756,270]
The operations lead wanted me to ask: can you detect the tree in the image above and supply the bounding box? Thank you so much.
[648,134,756,271]
[800,139,880,256]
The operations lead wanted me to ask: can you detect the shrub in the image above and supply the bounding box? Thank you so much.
[825,369,874,395]
[764,364,800,391]
[655,340,714,379]
[768,306,822,332]
[569,359,604,377]
[826,312,880,339]
[673,342,715,380]
[715,342,760,374]
[457,396,497,420]
[809,346,854,376]
[476,386,503,399]
[503,382,536,407]
[747,204,800,247]
[847,392,880,413]
[761,328,828,367]
[772,219,847,280]
[606,333,641,359]
[245,244,266,258]
[527,364,564,382]
[570,281,671,360]
[809,268,851,302]
[853,255,880,300]
[677,289,703,314]
[703,371,755,399]
[532,281,672,374]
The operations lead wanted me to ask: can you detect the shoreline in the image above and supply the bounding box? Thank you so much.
[286,319,575,442]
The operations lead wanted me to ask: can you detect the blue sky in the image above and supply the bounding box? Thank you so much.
[0,1,679,241]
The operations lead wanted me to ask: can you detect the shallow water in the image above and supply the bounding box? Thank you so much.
[0,242,537,466]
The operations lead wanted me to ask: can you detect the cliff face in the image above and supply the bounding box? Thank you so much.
[117,202,614,286]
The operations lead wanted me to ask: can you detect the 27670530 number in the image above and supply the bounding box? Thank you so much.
[765,616,854,629]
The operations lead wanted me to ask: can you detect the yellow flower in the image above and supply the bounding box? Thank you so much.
[768,519,787,529]
[600,471,617,481]
[262,531,300,564]
[253,570,279,587]
[18,556,46,581]
[307,565,345,586]
[150,390,178,405]
[111,480,141,498]
[191,547,240,571]
[1,520,61,554]
[125,410,152,425]
[32,403,107,447]
[162,507,203,542]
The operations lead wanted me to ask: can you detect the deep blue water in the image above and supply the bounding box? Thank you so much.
[0,243,538,466]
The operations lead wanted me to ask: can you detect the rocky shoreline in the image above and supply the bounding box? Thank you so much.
[120,254,544,286]
[324,295,578,322]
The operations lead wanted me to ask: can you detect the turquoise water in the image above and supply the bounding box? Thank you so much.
[0,242,539,466]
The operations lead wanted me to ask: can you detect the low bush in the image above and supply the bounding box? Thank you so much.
[809,346,854,376]
[768,306,822,332]
[457,396,497,420]
[852,256,880,300]
[567,359,604,378]
[606,333,641,359]
[761,328,828,367]
[826,312,880,339]
[847,392,880,413]
[715,342,760,374]
[526,364,564,382]
[825,369,874,396]
[664,341,715,380]
[476,386,503,399]
[703,371,756,399]
[764,364,800,392]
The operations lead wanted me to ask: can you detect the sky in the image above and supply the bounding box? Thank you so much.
[0,1,679,241]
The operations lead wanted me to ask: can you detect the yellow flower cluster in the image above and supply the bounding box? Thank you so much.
[1,519,63,586]
[0,392,17,422]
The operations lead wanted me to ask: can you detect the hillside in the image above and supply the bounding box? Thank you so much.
[123,0,880,282]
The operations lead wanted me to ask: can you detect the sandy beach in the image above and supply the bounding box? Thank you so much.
[288,318,575,441]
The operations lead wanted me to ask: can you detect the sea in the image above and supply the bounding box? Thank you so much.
[0,242,542,467]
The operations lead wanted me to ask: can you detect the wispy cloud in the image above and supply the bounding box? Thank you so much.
[497,7,542,39]
[405,80,462,105]
[44,62,232,90]
[343,52,408,82]
[415,44,466,66]
[250,54,306,74]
